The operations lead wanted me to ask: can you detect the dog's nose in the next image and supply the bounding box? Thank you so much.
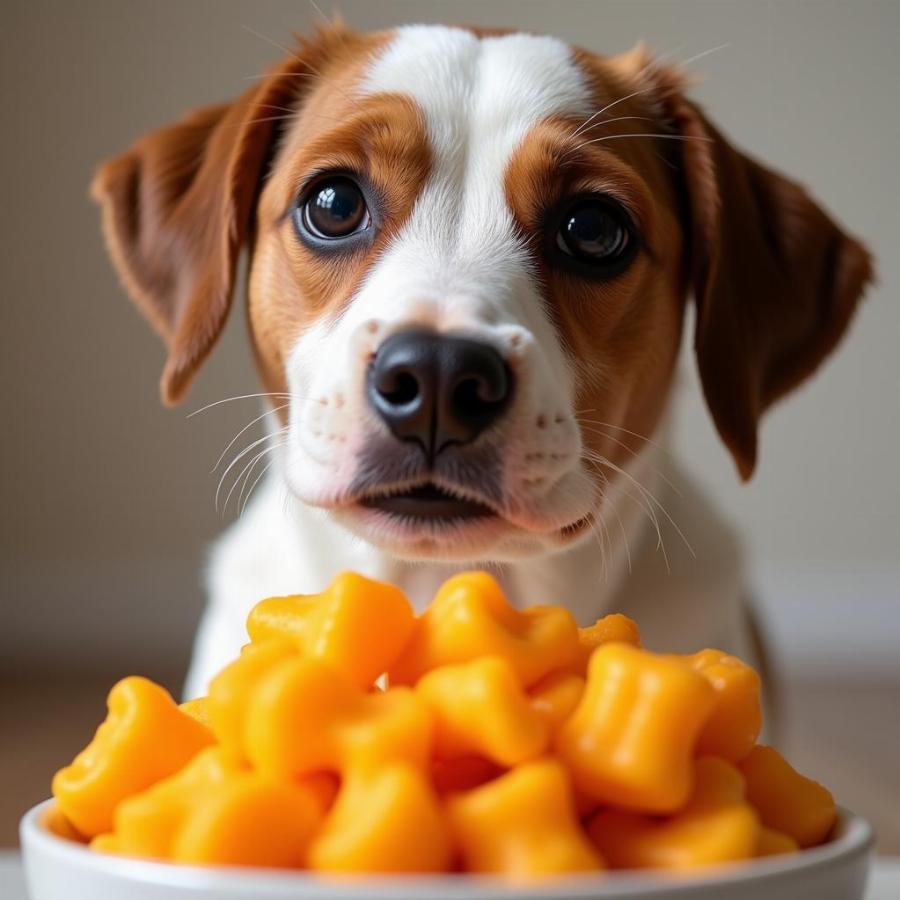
[368,330,513,459]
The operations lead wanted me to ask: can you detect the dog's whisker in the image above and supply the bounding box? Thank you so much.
[562,132,713,164]
[581,448,668,567]
[242,71,319,81]
[574,413,671,456]
[216,429,287,513]
[237,439,288,516]
[187,392,294,419]
[584,448,694,563]
[240,113,302,129]
[224,438,287,517]
[212,402,291,473]
[677,42,732,69]
[585,457,668,571]
[577,423,681,496]
[605,484,634,576]
[570,41,730,141]
[240,456,277,518]
[255,102,305,114]
[570,85,658,139]
[574,114,655,137]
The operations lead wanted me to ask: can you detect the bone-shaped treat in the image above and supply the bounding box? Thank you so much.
[416,656,549,765]
[308,763,451,873]
[247,571,415,687]
[210,642,432,778]
[555,643,716,812]
[389,571,579,687]
[95,747,321,867]
[52,676,214,837]
[587,756,763,869]
[446,758,604,878]
[679,649,763,762]
[738,745,836,848]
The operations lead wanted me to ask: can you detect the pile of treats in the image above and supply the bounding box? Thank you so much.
[52,571,837,879]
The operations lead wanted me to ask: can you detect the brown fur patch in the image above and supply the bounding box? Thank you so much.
[503,99,687,472]
[249,86,431,398]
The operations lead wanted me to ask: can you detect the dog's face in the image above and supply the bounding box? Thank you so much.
[94,24,871,562]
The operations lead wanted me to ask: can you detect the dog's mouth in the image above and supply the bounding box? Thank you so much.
[359,481,495,520]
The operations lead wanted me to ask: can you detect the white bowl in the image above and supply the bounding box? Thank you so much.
[21,798,873,900]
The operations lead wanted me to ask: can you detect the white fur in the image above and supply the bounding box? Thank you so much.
[184,26,749,699]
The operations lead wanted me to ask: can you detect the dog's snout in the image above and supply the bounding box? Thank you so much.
[368,330,513,459]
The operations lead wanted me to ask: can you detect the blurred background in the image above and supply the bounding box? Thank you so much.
[2,0,898,849]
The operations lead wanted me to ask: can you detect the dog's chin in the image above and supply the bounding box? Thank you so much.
[327,495,598,563]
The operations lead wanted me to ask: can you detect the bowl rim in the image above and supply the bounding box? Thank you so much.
[20,798,874,899]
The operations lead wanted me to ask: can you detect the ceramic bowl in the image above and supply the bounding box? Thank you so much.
[21,799,873,900]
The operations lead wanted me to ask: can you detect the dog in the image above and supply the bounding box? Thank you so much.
[91,23,872,699]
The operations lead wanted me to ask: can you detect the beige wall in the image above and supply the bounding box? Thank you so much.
[3,0,898,676]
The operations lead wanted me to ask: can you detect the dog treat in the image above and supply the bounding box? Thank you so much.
[51,570,837,878]
[528,670,586,734]
[94,747,321,867]
[682,649,764,763]
[211,649,431,777]
[308,764,452,873]
[246,571,415,688]
[52,676,214,838]
[447,759,604,878]
[555,643,716,812]
[587,757,761,869]
[575,612,641,673]
[388,570,580,687]
[738,745,837,848]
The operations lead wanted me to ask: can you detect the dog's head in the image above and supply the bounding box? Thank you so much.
[94,24,871,562]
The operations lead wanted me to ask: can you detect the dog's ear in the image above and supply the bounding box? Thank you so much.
[92,26,350,404]
[613,48,873,479]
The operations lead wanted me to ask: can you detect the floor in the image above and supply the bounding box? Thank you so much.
[1,670,897,853]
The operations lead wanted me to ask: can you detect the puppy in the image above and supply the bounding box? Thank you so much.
[92,24,871,699]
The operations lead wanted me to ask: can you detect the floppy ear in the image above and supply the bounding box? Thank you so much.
[620,51,873,479]
[92,26,349,404]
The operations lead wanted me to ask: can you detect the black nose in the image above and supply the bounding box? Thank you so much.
[368,330,513,460]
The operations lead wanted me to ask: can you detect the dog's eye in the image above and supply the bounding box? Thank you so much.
[297,176,370,240]
[553,196,637,274]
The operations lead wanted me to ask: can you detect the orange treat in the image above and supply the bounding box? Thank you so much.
[756,826,799,857]
[241,654,432,777]
[576,613,641,673]
[447,759,604,878]
[738,746,837,848]
[416,657,548,766]
[107,747,321,866]
[555,644,716,812]
[680,649,762,762]
[52,677,214,837]
[43,804,88,844]
[207,638,297,758]
[246,571,415,688]
[528,671,585,734]
[298,771,341,815]
[308,764,451,873]
[388,571,579,688]
[52,569,839,879]
[178,697,210,728]
[588,757,760,869]
[431,756,503,795]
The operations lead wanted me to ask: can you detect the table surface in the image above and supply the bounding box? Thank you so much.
[2,852,899,899]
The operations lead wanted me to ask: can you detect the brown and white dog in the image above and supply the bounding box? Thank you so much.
[92,24,871,698]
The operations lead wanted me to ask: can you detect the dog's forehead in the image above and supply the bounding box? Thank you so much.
[346,26,595,305]
[361,25,593,135]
